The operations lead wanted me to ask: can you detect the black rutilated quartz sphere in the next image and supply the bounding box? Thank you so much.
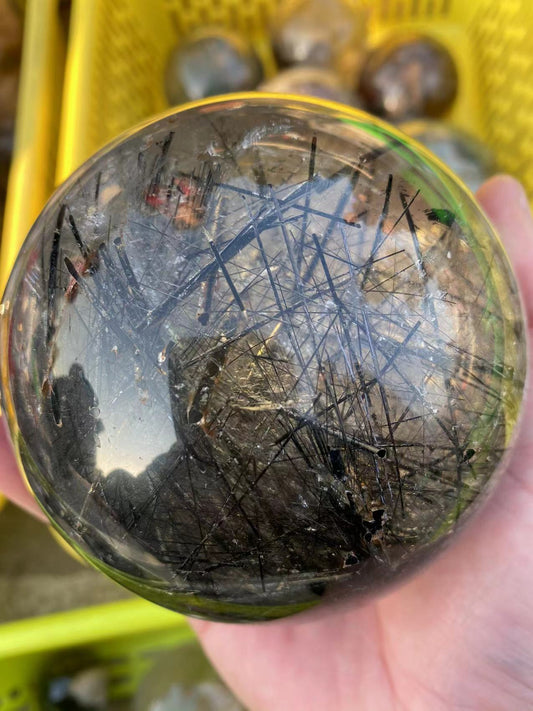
[0,96,526,621]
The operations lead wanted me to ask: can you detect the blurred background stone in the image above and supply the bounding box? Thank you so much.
[359,34,458,121]
[165,30,263,105]
[259,66,361,105]
[271,0,367,85]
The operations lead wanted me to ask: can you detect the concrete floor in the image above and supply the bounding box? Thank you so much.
[0,503,133,623]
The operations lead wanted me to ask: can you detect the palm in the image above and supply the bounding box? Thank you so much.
[191,177,533,711]
[193,444,533,710]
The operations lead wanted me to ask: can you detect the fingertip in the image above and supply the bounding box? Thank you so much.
[477,174,530,219]
[477,173,527,200]
[476,174,533,325]
[476,174,532,236]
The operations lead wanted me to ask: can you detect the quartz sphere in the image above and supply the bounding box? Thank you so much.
[0,96,526,622]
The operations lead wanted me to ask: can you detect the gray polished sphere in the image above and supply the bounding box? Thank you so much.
[165,31,263,105]
[360,35,458,121]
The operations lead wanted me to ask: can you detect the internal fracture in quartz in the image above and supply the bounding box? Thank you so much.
[3,99,525,620]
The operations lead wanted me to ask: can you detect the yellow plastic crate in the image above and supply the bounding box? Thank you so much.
[4,0,533,289]
[0,600,195,710]
[0,0,67,290]
[55,0,533,186]
[2,0,533,705]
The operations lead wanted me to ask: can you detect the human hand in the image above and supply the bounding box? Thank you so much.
[1,175,532,710]
[189,175,533,711]
[0,409,46,521]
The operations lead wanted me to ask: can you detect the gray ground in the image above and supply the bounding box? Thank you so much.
[0,503,133,624]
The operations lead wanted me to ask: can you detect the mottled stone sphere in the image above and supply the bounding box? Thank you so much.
[0,96,526,621]
[359,35,458,122]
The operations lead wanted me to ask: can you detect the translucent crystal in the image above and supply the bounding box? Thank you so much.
[0,97,525,621]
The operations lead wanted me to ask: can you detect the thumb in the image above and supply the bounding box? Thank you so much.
[477,174,533,328]
[0,417,47,520]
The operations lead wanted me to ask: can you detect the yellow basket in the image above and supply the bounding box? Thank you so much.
[3,0,533,283]
[2,0,533,705]
[0,0,67,290]
[4,0,533,288]
[54,0,533,188]
[0,600,195,709]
